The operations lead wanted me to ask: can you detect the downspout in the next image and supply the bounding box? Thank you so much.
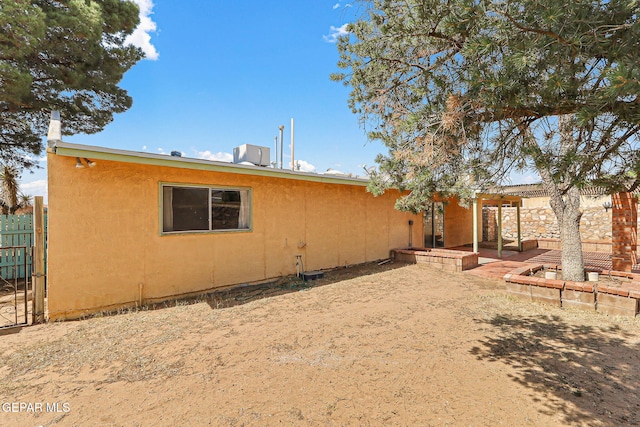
[138,283,144,307]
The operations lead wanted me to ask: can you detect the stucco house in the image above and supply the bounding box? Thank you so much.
[45,114,510,320]
[45,130,440,319]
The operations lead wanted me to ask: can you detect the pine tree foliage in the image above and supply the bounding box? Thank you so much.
[333,0,640,210]
[0,0,143,169]
[333,0,640,280]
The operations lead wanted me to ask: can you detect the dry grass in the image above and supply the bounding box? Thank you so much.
[1,262,640,426]
[1,262,402,396]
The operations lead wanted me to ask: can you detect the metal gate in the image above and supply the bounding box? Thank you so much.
[0,246,31,328]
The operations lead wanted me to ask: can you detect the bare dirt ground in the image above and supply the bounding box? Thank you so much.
[0,283,31,328]
[1,262,640,426]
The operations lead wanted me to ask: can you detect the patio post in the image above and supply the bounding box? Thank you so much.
[497,199,503,259]
[517,202,522,252]
[33,196,46,324]
[472,196,478,253]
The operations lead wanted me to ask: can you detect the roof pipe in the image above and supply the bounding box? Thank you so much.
[290,118,295,171]
[278,125,284,169]
[273,136,278,168]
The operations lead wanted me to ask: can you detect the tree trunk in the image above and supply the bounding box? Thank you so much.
[544,185,585,281]
[556,188,585,282]
[538,115,586,282]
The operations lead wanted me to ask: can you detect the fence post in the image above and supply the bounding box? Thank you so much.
[33,196,45,324]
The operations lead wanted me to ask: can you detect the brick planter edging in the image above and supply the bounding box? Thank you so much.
[504,265,640,316]
[392,248,479,272]
[536,238,615,253]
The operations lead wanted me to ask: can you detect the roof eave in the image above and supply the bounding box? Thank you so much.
[49,141,370,187]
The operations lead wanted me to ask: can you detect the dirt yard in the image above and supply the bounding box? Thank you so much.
[1,262,640,426]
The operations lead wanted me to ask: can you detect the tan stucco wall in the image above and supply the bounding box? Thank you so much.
[47,154,423,320]
[443,198,474,247]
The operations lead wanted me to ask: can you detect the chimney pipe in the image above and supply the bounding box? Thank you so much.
[290,118,295,171]
[273,136,278,167]
[278,125,284,169]
[47,111,61,146]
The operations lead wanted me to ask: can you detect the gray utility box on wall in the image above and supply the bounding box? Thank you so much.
[233,144,271,167]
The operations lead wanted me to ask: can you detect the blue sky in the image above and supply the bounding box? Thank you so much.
[21,0,536,202]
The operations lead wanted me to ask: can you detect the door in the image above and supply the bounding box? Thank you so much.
[424,202,445,248]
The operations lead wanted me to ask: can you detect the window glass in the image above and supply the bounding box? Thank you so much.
[162,185,250,233]
[212,190,241,230]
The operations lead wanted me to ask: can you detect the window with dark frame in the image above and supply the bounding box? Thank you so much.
[162,185,250,233]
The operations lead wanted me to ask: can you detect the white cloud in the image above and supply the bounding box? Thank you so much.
[23,155,47,163]
[323,168,346,176]
[522,174,539,184]
[508,171,540,185]
[332,3,340,9]
[20,179,48,200]
[196,150,233,163]
[323,23,349,43]
[125,0,159,60]
[142,145,147,150]
[291,159,316,172]
[157,147,166,154]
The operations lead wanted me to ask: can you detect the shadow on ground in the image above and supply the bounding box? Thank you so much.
[74,261,409,321]
[203,260,407,310]
[471,314,640,426]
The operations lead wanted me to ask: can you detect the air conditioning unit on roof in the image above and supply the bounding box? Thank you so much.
[233,144,270,167]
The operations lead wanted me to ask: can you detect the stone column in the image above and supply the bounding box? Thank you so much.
[611,192,637,272]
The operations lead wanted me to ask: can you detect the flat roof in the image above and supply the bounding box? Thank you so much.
[476,192,524,202]
[49,141,524,201]
[500,183,623,198]
[48,141,370,187]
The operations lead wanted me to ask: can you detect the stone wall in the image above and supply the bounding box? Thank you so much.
[483,206,613,242]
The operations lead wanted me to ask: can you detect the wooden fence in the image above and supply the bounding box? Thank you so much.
[0,214,47,280]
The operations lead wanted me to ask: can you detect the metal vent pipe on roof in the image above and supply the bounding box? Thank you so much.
[290,118,295,171]
[278,125,284,169]
[273,136,278,168]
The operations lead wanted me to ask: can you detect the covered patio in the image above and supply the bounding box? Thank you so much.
[466,190,640,278]
[471,192,525,258]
